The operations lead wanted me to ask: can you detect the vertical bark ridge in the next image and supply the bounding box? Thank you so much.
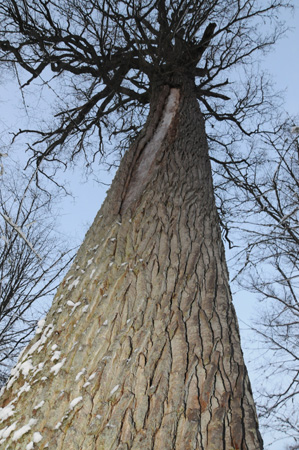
[0,81,263,450]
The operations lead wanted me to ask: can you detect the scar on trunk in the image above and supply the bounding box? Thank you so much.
[120,88,180,214]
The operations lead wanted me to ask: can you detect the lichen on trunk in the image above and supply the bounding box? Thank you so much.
[0,79,263,449]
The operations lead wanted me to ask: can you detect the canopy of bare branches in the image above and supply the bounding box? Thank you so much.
[0,0,291,174]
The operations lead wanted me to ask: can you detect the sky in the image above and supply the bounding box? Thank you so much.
[0,4,298,449]
[47,6,299,243]
[231,8,299,448]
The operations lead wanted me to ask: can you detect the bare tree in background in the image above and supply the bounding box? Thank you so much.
[0,1,293,449]
[219,121,299,446]
[0,158,74,385]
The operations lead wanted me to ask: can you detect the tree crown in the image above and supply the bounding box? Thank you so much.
[0,0,292,172]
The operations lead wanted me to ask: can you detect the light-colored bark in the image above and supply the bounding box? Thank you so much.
[0,82,263,449]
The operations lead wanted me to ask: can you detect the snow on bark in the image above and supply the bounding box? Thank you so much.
[12,419,37,441]
[69,396,83,409]
[50,358,66,375]
[0,82,262,449]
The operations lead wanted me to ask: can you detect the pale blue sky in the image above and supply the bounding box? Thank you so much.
[57,6,299,244]
[232,7,299,448]
[0,5,298,449]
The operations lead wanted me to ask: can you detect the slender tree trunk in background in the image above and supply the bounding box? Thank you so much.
[0,81,263,449]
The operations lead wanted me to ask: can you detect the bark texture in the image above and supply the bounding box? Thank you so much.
[0,81,263,450]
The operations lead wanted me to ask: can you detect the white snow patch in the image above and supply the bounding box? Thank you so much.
[17,382,31,398]
[54,422,62,430]
[75,368,86,381]
[33,431,43,443]
[96,415,102,420]
[0,421,17,440]
[110,238,116,242]
[89,268,96,279]
[32,362,44,377]
[89,372,96,380]
[67,300,75,306]
[68,277,80,291]
[6,358,34,389]
[0,403,15,421]
[26,323,55,359]
[82,305,89,313]
[19,359,34,377]
[83,381,91,388]
[127,319,131,323]
[35,318,46,335]
[50,358,66,375]
[51,344,58,351]
[56,308,63,313]
[69,396,83,409]
[26,442,34,450]
[12,418,37,441]
[51,351,61,362]
[109,262,114,267]
[121,262,128,266]
[27,341,40,357]
[110,385,120,395]
[66,275,73,282]
[33,400,45,410]
[87,258,93,266]
[71,301,81,312]
[45,324,54,338]
[103,320,108,326]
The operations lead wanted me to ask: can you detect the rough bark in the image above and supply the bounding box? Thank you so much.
[0,80,263,450]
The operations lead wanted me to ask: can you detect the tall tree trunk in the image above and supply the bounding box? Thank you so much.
[0,81,263,449]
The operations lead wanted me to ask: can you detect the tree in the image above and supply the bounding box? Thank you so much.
[0,1,292,448]
[0,158,73,385]
[222,121,299,445]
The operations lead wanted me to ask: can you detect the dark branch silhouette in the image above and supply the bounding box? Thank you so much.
[0,0,291,176]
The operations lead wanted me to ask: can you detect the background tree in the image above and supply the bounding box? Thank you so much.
[0,157,73,385]
[0,1,293,449]
[221,121,299,446]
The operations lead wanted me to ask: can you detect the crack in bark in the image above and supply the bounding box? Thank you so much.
[120,88,180,214]
[0,82,263,450]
